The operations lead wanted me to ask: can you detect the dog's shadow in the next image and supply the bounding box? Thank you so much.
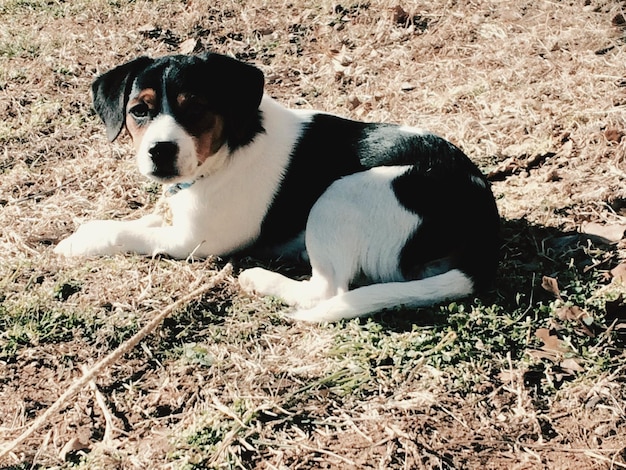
[366,217,618,333]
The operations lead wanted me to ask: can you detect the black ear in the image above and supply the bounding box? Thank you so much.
[91,56,154,141]
[201,52,265,113]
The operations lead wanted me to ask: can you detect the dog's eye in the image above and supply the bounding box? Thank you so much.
[179,95,207,117]
[129,103,150,119]
[184,101,206,118]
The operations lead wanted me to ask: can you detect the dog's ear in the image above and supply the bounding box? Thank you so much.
[201,52,265,113]
[92,56,154,142]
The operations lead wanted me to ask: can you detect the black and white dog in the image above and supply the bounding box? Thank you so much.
[55,52,500,322]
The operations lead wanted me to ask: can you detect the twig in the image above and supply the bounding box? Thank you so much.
[0,262,233,460]
[85,368,123,444]
[298,444,357,466]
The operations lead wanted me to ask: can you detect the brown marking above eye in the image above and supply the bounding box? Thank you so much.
[176,93,206,107]
[125,89,157,148]
[127,88,157,120]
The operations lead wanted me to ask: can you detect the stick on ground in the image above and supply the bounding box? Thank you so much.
[0,262,233,460]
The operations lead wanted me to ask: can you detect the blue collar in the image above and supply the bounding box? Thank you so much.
[164,175,204,197]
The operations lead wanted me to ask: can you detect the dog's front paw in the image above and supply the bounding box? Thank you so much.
[54,220,123,257]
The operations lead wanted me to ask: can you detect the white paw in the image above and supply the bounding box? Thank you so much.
[136,213,164,228]
[287,302,347,323]
[54,220,122,257]
[238,267,274,295]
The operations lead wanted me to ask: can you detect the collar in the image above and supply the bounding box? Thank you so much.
[164,175,204,197]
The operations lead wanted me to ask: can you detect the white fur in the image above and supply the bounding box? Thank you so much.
[55,97,309,258]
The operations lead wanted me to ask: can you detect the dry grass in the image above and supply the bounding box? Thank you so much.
[1,0,626,468]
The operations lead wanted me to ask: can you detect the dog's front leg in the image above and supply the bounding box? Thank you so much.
[54,214,190,257]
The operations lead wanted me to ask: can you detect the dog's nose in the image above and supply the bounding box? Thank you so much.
[149,141,179,166]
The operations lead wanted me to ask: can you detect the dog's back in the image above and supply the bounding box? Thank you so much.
[241,105,499,321]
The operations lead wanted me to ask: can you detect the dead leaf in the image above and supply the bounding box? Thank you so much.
[526,151,555,169]
[541,276,562,299]
[487,157,518,181]
[392,5,409,24]
[488,137,558,181]
[604,128,625,143]
[610,263,626,283]
[560,358,584,374]
[535,328,570,353]
[137,24,161,38]
[581,222,626,244]
[179,38,202,54]
[556,305,593,327]
[498,369,522,383]
[59,437,90,461]
[347,95,361,110]
[556,305,582,322]
[138,23,157,33]
[527,348,558,362]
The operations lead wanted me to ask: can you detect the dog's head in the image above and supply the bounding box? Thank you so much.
[92,53,265,182]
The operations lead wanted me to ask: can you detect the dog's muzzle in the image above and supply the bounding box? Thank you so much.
[149,141,179,177]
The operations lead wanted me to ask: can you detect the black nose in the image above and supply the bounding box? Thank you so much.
[149,141,179,165]
[148,142,179,177]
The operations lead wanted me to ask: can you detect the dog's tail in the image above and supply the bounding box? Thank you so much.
[288,269,474,323]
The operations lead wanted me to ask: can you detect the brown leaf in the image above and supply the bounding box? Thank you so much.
[347,95,361,110]
[179,38,202,54]
[581,222,626,244]
[487,158,519,181]
[498,369,521,383]
[604,128,625,143]
[138,23,158,33]
[526,151,555,169]
[527,348,558,362]
[535,328,570,353]
[556,305,582,321]
[392,5,409,24]
[541,276,562,299]
[556,305,593,328]
[610,263,626,283]
[560,358,584,374]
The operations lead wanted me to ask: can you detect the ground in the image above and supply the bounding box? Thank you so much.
[1,0,626,468]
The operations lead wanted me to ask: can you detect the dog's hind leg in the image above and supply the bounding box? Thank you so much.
[238,264,342,309]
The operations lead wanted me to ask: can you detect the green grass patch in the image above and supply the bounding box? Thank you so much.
[0,302,88,359]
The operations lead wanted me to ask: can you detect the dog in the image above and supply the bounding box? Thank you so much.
[55,52,500,322]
